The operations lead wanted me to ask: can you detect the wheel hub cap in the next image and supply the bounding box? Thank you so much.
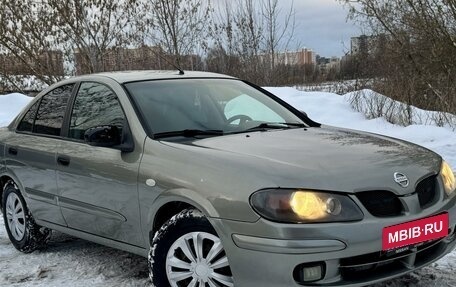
[194,262,210,279]
[5,192,26,241]
[166,231,234,287]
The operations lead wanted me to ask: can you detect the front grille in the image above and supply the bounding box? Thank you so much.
[340,239,439,269]
[356,190,404,217]
[340,239,444,282]
[416,175,438,208]
[356,175,439,217]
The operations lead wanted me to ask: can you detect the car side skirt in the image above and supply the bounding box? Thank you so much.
[35,219,148,258]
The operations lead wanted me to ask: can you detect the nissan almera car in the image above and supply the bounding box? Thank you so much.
[0,70,455,287]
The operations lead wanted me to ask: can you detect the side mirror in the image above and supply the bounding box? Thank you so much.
[84,125,121,148]
[299,110,308,117]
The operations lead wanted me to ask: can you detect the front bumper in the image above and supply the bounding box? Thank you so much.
[209,195,456,287]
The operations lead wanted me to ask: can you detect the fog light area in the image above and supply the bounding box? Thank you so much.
[294,262,325,283]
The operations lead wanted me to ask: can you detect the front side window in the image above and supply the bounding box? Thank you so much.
[69,82,126,141]
[34,84,73,136]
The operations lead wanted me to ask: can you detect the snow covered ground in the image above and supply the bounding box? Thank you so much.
[0,88,456,287]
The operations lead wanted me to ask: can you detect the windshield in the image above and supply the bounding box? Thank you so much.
[124,78,305,137]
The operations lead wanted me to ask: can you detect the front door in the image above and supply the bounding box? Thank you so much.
[57,82,143,246]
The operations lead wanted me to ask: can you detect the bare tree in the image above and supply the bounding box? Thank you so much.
[0,0,63,88]
[48,0,147,74]
[261,0,296,75]
[147,0,212,68]
[0,0,147,92]
[210,0,298,84]
[208,0,261,81]
[342,0,456,117]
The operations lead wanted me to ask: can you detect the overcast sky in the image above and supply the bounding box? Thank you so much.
[212,0,361,57]
[281,0,361,57]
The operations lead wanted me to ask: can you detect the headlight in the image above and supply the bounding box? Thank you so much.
[441,161,456,196]
[250,189,363,223]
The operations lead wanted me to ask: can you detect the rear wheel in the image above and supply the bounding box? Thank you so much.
[149,209,234,287]
[2,182,51,253]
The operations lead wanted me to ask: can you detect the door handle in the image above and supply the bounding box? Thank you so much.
[8,147,18,156]
[57,156,70,166]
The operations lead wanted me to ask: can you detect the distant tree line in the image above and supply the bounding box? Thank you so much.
[0,0,360,91]
[0,0,311,87]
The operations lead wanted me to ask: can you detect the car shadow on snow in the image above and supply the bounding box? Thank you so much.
[0,226,150,287]
[44,231,150,282]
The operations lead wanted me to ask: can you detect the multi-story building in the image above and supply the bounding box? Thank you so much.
[275,48,316,66]
[0,50,64,76]
[74,46,202,75]
[74,46,161,75]
[350,35,384,55]
[319,56,341,72]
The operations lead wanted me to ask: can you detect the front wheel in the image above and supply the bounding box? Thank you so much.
[2,182,51,253]
[149,209,234,287]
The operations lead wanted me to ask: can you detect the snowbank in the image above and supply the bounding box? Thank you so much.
[0,93,32,127]
[344,89,456,130]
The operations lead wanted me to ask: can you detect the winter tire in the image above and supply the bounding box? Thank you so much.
[149,209,234,287]
[2,181,51,253]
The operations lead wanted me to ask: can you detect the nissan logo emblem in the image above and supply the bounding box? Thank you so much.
[394,172,409,188]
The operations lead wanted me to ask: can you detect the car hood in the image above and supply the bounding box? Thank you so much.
[182,126,441,195]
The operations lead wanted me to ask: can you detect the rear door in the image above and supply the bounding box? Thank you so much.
[4,84,74,225]
[57,81,143,246]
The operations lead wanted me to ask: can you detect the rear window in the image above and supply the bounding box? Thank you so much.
[17,84,74,136]
[17,100,41,132]
[32,84,73,136]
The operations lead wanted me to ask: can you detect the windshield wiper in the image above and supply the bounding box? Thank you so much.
[279,122,307,127]
[227,122,306,135]
[244,122,307,132]
[154,129,224,139]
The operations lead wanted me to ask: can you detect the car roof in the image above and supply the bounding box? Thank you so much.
[83,70,236,84]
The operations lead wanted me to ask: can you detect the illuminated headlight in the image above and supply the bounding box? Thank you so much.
[441,161,456,196]
[250,189,363,223]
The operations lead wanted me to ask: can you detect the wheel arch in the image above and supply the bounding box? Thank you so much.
[146,189,220,243]
[150,201,193,240]
[0,174,19,211]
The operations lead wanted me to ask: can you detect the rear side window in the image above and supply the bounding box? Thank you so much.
[17,100,41,132]
[69,82,125,141]
[34,84,73,136]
